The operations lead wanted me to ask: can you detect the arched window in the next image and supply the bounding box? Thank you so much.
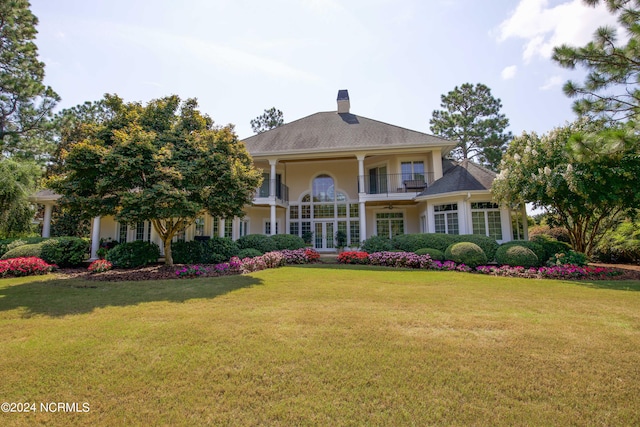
[313,174,334,202]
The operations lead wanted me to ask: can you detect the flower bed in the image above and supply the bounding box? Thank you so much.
[336,251,622,280]
[174,248,320,279]
[0,257,57,277]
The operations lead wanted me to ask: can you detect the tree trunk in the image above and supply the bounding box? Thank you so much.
[163,237,173,266]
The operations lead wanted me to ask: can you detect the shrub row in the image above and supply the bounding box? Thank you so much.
[336,251,620,280]
[170,234,306,266]
[362,233,500,261]
[360,233,586,268]
[0,237,89,267]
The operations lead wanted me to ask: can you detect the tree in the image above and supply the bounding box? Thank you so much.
[552,0,640,120]
[250,107,284,134]
[49,95,263,266]
[0,157,39,237]
[0,0,59,159]
[429,83,512,171]
[492,118,640,256]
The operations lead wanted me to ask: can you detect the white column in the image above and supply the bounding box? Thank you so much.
[42,203,53,238]
[90,216,101,260]
[500,206,513,242]
[357,154,366,194]
[269,159,277,197]
[359,201,366,244]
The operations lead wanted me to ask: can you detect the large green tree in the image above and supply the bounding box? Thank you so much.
[492,118,640,256]
[250,107,284,134]
[0,157,39,237]
[552,0,640,120]
[0,0,59,159]
[49,95,263,265]
[429,83,512,171]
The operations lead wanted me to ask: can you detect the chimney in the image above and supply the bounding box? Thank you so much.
[337,89,350,114]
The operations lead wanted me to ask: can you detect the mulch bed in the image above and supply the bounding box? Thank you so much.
[52,262,640,282]
[57,264,182,282]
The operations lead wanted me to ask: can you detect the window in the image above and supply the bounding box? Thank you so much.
[368,165,387,194]
[175,227,186,242]
[401,161,425,181]
[289,222,299,236]
[471,202,502,240]
[224,219,233,239]
[349,220,360,246]
[212,217,219,237]
[290,206,299,219]
[376,212,405,238]
[239,219,249,237]
[195,217,205,236]
[434,203,459,235]
[259,173,283,198]
[136,222,145,241]
[118,223,128,243]
[265,221,279,235]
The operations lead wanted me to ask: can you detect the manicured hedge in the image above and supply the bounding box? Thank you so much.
[106,241,160,268]
[1,242,45,260]
[444,242,487,268]
[0,237,47,258]
[530,234,572,261]
[270,234,306,250]
[415,247,444,261]
[236,234,277,254]
[495,245,539,268]
[40,237,89,267]
[360,235,394,253]
[237,248,263,259]
[392,234,499,261]
[500,240,546,266]
[205,237,240,264]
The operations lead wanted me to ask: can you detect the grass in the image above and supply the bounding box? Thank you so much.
[1,265,640,426]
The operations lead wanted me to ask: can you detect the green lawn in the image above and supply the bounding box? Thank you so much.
[1,265,640,426]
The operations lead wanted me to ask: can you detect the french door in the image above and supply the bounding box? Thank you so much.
[314,221,335,251]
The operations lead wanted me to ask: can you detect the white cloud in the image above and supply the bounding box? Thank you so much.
[496,0,620,63]
[540,75,564,91]
[501,65,517,80]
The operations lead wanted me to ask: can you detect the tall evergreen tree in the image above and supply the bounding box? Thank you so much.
[0,0,59,159]
[429,83,511,171]
[250,107,284,134]
[553,0,640,120]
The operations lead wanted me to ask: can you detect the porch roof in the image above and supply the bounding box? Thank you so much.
[416,159,496,198]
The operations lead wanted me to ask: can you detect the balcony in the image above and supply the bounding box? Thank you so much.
[358,172,435,195]
[254,179,289,204]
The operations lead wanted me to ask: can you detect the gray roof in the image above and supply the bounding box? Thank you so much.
[418,159,496,197]
[242,111,454,155]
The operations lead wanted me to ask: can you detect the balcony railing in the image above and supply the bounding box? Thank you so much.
[358,172,435,195]
[256,179,289,203]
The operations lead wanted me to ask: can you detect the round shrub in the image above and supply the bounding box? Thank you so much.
[236,234,277,254]
[360,235,394,253]
[530,234,572,261]
[495,245,539,268]
[451,235,499,262]
[444,242,487,268]
[106,241,160,268]
[500,241,546,266]
[415,247,444,261]
[40,237,90,267]
[205,237,240,264]
[1,242,45,260]
[238,248,263,259]
[0,237,47,258]
[270,234,305,250]
[171,241,205,264]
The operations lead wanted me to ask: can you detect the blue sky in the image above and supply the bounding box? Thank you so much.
[31,0,619,140]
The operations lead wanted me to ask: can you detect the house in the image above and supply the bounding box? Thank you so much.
[32,90,527,259]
